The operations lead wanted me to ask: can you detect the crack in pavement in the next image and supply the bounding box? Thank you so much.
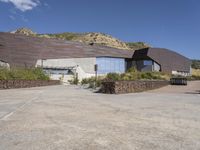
[0,91,43,121]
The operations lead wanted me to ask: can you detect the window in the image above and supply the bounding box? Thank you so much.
[43,68,71,75]
[96,57,125,74]
[143,60,152,66]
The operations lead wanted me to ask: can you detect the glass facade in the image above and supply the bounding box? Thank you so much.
[143,60,153,66]
[96,57,125,74]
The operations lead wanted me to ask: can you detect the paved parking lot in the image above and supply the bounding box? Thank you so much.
[0,83,200,150]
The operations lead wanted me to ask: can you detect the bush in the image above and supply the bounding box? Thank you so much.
[192,69,200,76]
[187,75,200,81]
[105,73,121,81]
[104,71,169,81]
[191,60,200,69]
[126,67,137,73]
[81,76,103,88]
[121,72,139,80]
[76,69,169,88]
[140,72,169,80]
[0,68,9,80]
[68,75,79,85]
[141,72,155,79]
[0,68,49,80]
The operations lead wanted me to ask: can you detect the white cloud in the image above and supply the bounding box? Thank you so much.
[9,15,16,20]
[0,0,40,12]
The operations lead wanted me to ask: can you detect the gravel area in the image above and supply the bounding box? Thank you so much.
[0,83,200,150]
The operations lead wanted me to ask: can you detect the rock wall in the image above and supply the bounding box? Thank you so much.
[101,80,169,94]
[0,80,60,89]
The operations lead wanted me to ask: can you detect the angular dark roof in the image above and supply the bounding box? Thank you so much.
[0,32,134,67]
[133,48,191,72]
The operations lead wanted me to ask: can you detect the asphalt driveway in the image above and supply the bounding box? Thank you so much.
[0,84,200,150]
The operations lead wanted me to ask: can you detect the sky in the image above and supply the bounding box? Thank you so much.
[0,0,199,59]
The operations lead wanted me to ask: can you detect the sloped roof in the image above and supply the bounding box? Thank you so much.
[0,32,134,67]
[133,48,191,72]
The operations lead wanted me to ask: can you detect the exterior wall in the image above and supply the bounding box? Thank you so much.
[36,58,96,74]
[35,58,96,83]
[0,60,10,69]
[153,62,161,72]
[172,71,190,77]
[36,57,127,83]
[96,57,125,74]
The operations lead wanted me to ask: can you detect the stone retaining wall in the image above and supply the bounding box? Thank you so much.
[101,80,169,94]
[0,80,60,89]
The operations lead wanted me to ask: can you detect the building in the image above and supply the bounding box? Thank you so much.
[130,48,192,76]
[0,32,191,83]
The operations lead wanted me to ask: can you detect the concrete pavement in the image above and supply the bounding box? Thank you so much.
[0,84,200,150]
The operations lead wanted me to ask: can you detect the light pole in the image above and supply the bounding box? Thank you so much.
[94,64,98,89]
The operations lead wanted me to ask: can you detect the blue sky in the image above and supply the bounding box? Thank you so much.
[0,0,199,59]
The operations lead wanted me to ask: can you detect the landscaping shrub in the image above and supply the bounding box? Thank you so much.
[68,75,79,85]
[79,67,170,88]
[126,67,137,73]
[0,68,49,80]
[187,75,200,81]
[105,73,121,81]
[0,68,9,80]
[140,72,170,80]
[81,76,104,88]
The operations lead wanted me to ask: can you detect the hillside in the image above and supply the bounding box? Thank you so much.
[10,28,37,36]
[191,59,200,69]
[10,28,150,50]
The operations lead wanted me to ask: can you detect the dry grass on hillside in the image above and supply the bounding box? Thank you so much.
[192,69,200,76]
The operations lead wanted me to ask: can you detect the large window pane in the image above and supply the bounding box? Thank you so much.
[144,60,152,66]
[96,57,125,74]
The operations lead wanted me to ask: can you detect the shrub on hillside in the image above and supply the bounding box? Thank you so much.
[191,60,200,69]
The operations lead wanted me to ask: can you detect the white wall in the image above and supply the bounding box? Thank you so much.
[35,58,96,83]
[0,60,10,69]
[153,62,161,72]
[172,70,190,76]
